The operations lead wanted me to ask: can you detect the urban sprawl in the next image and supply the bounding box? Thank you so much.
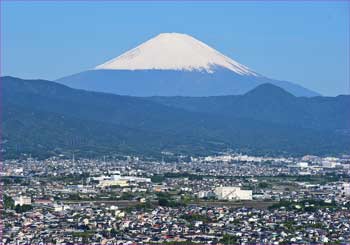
[2,153,350,244]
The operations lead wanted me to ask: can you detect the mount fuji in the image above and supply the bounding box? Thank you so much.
[57,33,319,97]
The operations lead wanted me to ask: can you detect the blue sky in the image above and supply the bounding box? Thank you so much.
[1,1,349,96]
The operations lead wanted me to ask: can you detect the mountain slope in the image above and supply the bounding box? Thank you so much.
[147,84,350,132]
[2,76,348,159]
[57,33,319,97]
[95,33,258,75]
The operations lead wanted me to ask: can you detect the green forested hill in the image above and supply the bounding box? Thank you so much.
[2,76,349,159]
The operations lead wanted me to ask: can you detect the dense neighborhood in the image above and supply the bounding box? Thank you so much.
[2,153,350,244]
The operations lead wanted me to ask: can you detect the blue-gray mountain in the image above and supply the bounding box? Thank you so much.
[57,68,319,97]
[2,76,348,159]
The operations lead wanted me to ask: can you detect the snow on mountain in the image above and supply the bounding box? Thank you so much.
[95,33,258,76]
[57,33,319,97]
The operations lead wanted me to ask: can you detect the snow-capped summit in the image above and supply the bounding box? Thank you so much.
[57,33,319,97]
[95,33,258,76]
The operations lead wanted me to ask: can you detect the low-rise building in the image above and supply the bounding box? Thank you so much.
[214,186,252,200]
[340,182,350,198]
[297,162,308,168]
[14,196,31,206]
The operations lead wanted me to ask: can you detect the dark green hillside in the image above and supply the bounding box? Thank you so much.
[147,83,350,131]
[2,76,349,159]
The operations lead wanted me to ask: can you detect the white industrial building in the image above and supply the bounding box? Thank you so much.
[297,162,308,168]
[214,186,252,201]
[340,183,350,198]
[322,157,339,168]
[322,161,338,168]
[198,190,215,199]
[14,196,31,206]
[94,175,151,188]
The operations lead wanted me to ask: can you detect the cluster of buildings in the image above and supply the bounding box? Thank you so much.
[2,152,350,244]
[3,203,350,244]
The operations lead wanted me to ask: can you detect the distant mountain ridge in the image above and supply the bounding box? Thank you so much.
[2,76,348,159]
[147,83,350,131]
[57,33,319,97]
